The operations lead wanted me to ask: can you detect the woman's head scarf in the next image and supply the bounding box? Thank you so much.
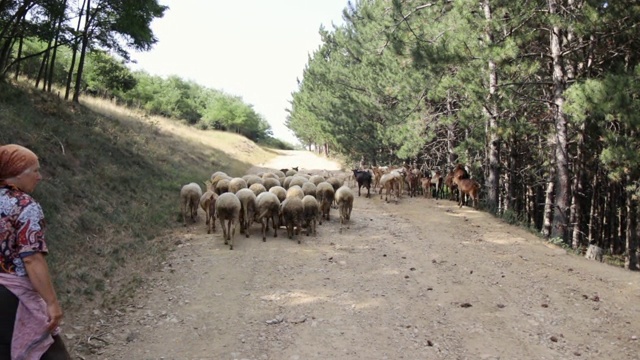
[0,144,39,184]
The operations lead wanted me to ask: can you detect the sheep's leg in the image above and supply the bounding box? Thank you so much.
[228,219,235,250]
[220,218,228,244]
[261,217,267,242]
[272,215,278,237]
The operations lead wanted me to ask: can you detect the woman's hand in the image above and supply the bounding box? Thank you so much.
[46,300,64,332]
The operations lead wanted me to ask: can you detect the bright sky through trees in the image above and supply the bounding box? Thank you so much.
[129,0,349,144]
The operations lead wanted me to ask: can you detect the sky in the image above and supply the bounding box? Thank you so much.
[129,0,349,145]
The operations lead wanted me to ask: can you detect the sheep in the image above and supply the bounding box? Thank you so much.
[283,176,294,189]
[262,172,280,181]
[335,185,354,230]
[315,182,335,224]
[301,182,317,198]
[249,183,267,196]
[269,186,287,203]
[279,197,304,242]
[256,191,281,241]
[243,175,264,187]
[285,169,298,177]
[228,177,248,194]
[262,177,281,191]
[286,185,305,200]
[215,192,241,250]
[326,176,343,192]
[309,175,326,186]
[289,176,308,189]
[235,188,257,238]
[180,182,203,226]
[301,195,320,236]
[215,178,230,195]
[199,181,218,233]
[210,171,228,182]
[211,173,231,190]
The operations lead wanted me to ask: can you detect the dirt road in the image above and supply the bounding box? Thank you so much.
[92,150,640,360]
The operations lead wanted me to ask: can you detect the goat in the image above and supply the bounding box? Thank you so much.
[352,169,372,198]
[430,170,444,199]
[453,172,480,209]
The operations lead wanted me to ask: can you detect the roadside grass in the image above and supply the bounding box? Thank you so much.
[0,80,275,312]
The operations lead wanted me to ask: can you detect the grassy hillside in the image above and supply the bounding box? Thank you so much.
[0,80,276,312]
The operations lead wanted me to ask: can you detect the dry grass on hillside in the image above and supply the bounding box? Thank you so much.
[80,96,276,171]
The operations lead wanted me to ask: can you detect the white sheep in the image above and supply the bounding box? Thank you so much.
[301,182,317,198]
[288,176,308,189]
[215,192,241,250]
[235,188,257,238]
[228,177,248,194]
[308,175,325,186]
[268,186,287,203]
[180,182,202,226]
[335,185,354,231]
[256,191,281,241]
[286,185,304,200]
[249,183,267,197]
[262,177,281,191]
[315,181,335,224]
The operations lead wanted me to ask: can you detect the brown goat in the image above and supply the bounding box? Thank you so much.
[453,174,480,209]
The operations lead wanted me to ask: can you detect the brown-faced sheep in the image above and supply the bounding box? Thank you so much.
[181,182,202,226]
[235,188,257,238]
[316,182,335,224]
[199,181,218,234]
[256,191,281,241]
[335,185,354,230]
[215,192,241,250]
[302,195,319,236]
[280,197,304,243]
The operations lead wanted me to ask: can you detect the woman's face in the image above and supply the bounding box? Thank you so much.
[13,161,42,193]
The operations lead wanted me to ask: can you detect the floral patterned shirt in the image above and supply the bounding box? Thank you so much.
[0,185,48,276]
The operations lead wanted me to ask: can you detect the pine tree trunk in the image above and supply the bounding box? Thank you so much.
[542,166,556,239]
[549,0,570,242]
[570,128,585,249]
[483,0,500,214]
[624,185,638,271]
[587,173,599,245]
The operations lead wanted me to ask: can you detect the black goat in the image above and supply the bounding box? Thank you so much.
[352,170,372,198]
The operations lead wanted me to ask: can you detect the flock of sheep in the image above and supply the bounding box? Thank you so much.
[179,168,355,250]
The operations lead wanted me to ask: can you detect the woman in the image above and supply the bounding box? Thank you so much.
[0,144,70,359]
